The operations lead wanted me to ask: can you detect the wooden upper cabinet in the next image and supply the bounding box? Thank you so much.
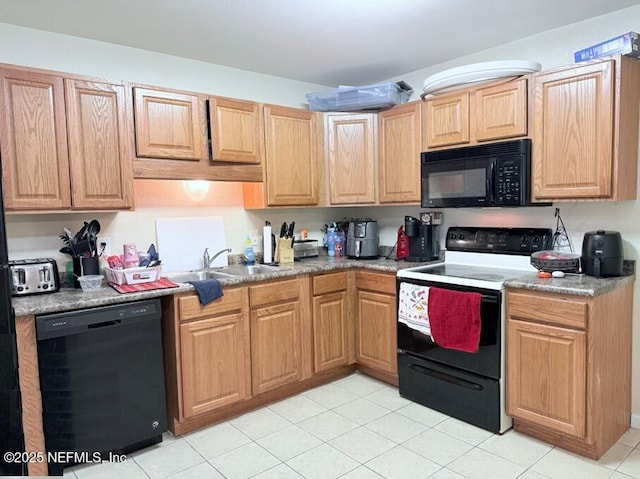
[325,113,377,205]
[0,69,71,209]
[133,87,207,161]
[475,78,527,141]
[423,77,528,150]
[0,67,133,211]
[378,102,421,203]
[65,79,133,209]
[209,96,263,164]
[531,57,640,201]
[263,105,318,206]
[424,91,470,148]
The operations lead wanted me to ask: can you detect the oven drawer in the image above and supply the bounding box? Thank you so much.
[398,352,504,433]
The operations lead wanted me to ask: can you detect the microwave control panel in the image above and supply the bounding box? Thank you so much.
[495,157,526,205]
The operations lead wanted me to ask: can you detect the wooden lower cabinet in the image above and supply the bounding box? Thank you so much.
[312,272,350,372]
[180,311,250,418]
[251,301,302,394]
[506,284,633,459]
[249,278,312,395]
[162,288,251,432]
[163,270,405,435]
[354,271,398,384]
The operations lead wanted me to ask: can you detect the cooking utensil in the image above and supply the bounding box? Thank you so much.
[280,222,288,238]
[60,228,78,257]
[87,219,101,257]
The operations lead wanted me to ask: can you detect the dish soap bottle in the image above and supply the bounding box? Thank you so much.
[243,236,255,265]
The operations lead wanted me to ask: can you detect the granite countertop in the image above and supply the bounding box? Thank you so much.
[12,255,430,317]
[504,272,635,297]
[13,255,635,317]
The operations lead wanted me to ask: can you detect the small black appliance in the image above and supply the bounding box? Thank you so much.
[404,216,439,262]
[421,138,548,208]
[581,230,624,277]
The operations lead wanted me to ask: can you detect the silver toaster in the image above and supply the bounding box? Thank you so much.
[9,258,60,296]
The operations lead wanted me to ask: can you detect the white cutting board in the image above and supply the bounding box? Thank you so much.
[155,217,228,273]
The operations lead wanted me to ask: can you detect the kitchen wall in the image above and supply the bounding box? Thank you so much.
[2,4,640,418]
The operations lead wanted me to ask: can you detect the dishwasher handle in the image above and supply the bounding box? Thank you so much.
[87,319,122,329]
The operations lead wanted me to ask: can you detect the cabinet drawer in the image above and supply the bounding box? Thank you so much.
[355,270,395,295]
[507,290,587,329]
[250,279,299,308]
[178,288,243,322]
[313,272,347,296]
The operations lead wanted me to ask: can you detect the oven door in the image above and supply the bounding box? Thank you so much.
[421,156,495,208]
[397,278,501,379]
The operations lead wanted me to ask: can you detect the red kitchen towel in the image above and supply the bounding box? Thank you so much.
[110,277,180,294]
[427,287,482,353]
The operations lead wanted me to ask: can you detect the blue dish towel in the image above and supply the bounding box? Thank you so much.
[187,279,223,305]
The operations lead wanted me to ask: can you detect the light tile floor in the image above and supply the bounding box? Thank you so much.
[66,372,640,479]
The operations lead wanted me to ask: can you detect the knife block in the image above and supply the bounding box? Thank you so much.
[276,238,294,264]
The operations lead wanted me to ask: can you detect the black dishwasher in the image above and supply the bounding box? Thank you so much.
[36,298,167,475]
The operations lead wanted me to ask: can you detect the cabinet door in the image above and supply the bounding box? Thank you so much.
[507,319,586,438]
[532,60,614,199]
[251,301,302,394]
[209,97,263,164]
[475,78,528,142]
[326,113,376,205]
[313,291,349,372]
[378,102,421,203]
[180,312,250,418]
[133,87,207,160]
[65,79,133,209]
[0,69,71,209]
[424,91,470,148]
[263,105,318,206]
[355,290,397,374]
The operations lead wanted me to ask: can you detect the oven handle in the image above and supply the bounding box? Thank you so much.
[397,281,500,304]
[408,363,483,391]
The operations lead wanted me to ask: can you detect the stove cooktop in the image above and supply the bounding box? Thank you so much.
[397,226,549,290]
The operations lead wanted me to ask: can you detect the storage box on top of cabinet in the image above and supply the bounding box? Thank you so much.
[306,82,412,112]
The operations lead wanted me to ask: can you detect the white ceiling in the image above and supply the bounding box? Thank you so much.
[1,0,639,87]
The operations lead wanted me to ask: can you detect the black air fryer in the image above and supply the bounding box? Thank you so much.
[581,230,623,277]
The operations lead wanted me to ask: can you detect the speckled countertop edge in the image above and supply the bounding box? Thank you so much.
[12,256,429,317]
[13,255,636,316]
[505,272,635,297]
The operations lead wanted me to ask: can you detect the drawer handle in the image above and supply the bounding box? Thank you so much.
[408,363,483,391]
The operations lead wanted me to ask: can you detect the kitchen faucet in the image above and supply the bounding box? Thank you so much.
[203,247,232,269]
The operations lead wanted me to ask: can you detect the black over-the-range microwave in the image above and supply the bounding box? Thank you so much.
[421,138,543,208]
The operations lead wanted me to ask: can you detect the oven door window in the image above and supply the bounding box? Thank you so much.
[397,281,501,379]
[421,158,494,208]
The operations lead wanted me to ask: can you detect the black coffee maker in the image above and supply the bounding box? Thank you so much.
[404,215,440,262]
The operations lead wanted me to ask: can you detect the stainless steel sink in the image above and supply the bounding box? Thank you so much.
[164,269,235,283]
[219,264,280,276]
[164,264,280,283]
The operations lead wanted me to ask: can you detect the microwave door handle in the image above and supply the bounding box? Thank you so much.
[487,161,496,203]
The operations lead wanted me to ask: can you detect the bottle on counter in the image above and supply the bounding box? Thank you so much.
[335,234,343,257]
[326,226,337,257]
